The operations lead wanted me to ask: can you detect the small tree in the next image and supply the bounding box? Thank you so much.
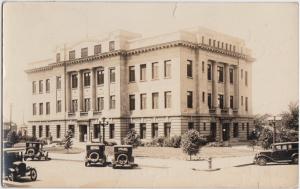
[64,129,73,152]
[123,130,141,148]
[181,130,202,160]
[260,127,273,149]
[7,130,19,146]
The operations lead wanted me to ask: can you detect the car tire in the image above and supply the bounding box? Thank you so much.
[24,157,28,161]
[85,162,89,167]
[112,164,117,169]
[292,155,298,164]
[8,172,16,181]
[257,157,267,166]
[30,168,37,181]
[117,154,128,165]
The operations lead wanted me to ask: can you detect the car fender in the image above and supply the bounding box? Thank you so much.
[291,153,298,158]
[256,154,274,162]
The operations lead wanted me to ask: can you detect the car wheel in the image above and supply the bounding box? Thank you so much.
[8,172,16,181]
[112,164,116,169]
[24,157,28,161]
[85,162,89,167]
[30,168,37,181]
[292,155,298,164]
[257,157,267,166]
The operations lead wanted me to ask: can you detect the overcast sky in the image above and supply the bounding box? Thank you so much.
[3,2,298,124]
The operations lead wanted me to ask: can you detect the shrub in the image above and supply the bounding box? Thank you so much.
[171,135,181,148]
[64,129,73,151]
[123,130,141,148]
[163,137,173,147]
[7,130,19,145]
[181,130,202,160]
[198,135,208,146]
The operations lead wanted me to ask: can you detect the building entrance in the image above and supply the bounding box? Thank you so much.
[79,125,87,142]
[222,123,230,141]
[210,122,217,142]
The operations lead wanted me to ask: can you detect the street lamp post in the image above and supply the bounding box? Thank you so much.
[273,116,276,144]
[98,117,109,143]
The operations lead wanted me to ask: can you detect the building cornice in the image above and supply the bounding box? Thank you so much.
[25,40,255,74]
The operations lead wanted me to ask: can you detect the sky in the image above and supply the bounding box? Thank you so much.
[3,2,299,124]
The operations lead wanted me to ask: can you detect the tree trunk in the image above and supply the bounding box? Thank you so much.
[190,154,192,161]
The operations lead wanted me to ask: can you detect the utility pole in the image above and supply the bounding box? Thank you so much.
[273,116,276,144]
[9,103,12,130]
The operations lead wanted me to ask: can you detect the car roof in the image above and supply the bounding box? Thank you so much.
[26,142,43,144]
[4,148,25,152]
[272,142,298,146]
[86,142,105,146]
[114,145,132,148]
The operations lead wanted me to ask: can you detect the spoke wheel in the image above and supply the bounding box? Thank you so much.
[258,157,267,166]
[30,168,37,181]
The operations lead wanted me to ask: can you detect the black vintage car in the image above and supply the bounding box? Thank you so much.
[4,148,38,181]
[254,142,298,166]
[111,145,137,169]
[85,143,107,167]
[24,142,49,161]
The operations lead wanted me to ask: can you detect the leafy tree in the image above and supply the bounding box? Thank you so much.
[7,130,19,145]
[123,130,141,148]
[171,135,181,148]
[253,114,271,132]
[64,129,73,151]
[260,127,273,149]
[281,102,299,130]
[181,130,202,160]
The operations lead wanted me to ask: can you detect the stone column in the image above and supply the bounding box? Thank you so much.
[78,70,83,112]
[91,68,96,111]
[212,61,218,109]
[224,64,230,109]
[66,72,71,112]
[234,66,239,110]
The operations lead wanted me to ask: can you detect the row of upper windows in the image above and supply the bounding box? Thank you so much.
[32,77,62,94]
[56,41,115,62]
[204,37,239,53]
[32,102,57,116]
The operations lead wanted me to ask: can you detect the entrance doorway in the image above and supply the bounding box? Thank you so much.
[210,122,217,142]
[222,123,230,141]
[79,125,87,142]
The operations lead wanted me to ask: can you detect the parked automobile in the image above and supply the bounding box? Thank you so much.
[4,148,38,181]
[85,143,107,167]
[254,142,298,166]
[24,142,49,161]
[111,145,137,169]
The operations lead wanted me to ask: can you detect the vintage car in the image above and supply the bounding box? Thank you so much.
[111,145,137,169]
[4,148,37,181]
[85,143,107,167]
[24,142,49,161]
[254,142,298,166]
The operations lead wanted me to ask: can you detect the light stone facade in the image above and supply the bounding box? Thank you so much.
[25,27,254,144]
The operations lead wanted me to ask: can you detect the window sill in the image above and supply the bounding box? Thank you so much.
[110,82,116,84]
[151,78,159,81]
[129,81,136,84]
[140,80,147,82]
[164,76,171,79]
[96,84,104,87]
[187,76,193,79]
[83,86,91,88]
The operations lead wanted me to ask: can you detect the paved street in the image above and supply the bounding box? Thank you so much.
[3,154,298,188]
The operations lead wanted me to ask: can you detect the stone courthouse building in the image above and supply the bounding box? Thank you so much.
[25,27,254,144]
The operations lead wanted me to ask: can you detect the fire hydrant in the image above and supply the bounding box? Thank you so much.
[208,157,212,169]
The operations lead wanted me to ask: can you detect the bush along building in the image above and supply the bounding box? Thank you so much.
[25,27,254,145]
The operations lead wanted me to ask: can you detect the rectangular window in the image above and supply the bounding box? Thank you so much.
[188,122,194,130]
[109,41,115,51]
[202,92,205,103]
[140,123,146,139]
[129,95,135,111]
[164,60,171,78]
[241,69,244,79]
[129,123,135,132]
[97,97,104,111]
[151,123,158,138]
[56,125,61,138]
[39,103,43,115]
[32,126,36,137]
[208,93,212,109]
[46,79,50,92]
[97,69,104,85]
[129,66,135,82]
[229,68,234,84]
[140,93,147,109]
[109,124,115,139]
[164,91,172,108]
[46,125,50,138]
[83,72,91,86]
[230,96,234,109]
[81,47,88,58]
[71,74,78,88]
[94,124,100,138]
[39,80,43,93]
[56,53,60,62]
[233,123,239,137]
[57,100,61,113]
[110,68,116,83]
[207,64,212,80]
[187,60,193,77]
[152,93,159,109]
[245,97,248,111]
[39,125,43,138]
[241,96,244,106]
[68,125,75,138]
[46,102,50,115]
[84,98,90,112]
[202,61,205,73]
[33,103,36,115]
[56,77,61,89]
[203,123,206,131]
[218,94,224,109]
[72,99,78,112]
[94,44,102,55]
[164,123,171,138]
[69,50,75,60]
[140,64,146,81]
[110,95,116,109]
[217,66,224,82]
[32,81,36,94]
[245,71,248,86]
[187,91,193,108]
[226,43,228,50]
[152,62,159,79]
